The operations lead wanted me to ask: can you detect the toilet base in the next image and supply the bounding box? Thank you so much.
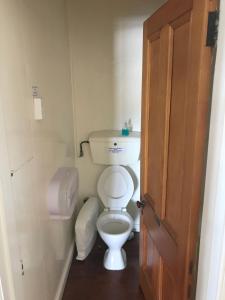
[103,248,127,270]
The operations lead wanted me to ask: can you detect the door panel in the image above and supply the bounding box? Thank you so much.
[162,264,176,300]
[140,0,217,299]
[146,25,173,219]
[146,36,161,215]
[165,17,190,233]
[146,234,161,297]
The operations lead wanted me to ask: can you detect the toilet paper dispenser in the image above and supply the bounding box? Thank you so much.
[47,167,79,220]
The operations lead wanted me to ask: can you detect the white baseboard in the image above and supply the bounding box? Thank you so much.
[54,242,75,300]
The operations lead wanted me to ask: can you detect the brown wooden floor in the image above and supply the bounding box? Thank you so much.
[63,233,144,300]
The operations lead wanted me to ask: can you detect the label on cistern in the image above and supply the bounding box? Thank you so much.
[108,147,125,154]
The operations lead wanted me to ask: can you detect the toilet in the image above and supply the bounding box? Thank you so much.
[89,130,140,270]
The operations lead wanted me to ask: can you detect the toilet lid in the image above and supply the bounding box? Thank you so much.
[97,166,134,210]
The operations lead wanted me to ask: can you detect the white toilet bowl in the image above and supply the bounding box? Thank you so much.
[96,165,135,270]
[97,211,133,270]
[88,130,140,270]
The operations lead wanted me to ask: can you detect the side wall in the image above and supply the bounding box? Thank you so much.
[66,0,165,212]
[0,0,74,299]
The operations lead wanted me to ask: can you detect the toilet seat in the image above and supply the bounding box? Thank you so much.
[97,166,134,210]
[97,211,133,236]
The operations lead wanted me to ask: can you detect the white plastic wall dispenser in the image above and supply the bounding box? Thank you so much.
[47,167,79,220]
[75,197,100,260]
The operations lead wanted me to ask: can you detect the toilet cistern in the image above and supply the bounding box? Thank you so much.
[89,130,140,270]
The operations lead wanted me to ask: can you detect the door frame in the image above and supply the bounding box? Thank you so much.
[196,1,225,299]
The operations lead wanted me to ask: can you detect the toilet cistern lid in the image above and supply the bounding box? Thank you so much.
[97,166,134,210]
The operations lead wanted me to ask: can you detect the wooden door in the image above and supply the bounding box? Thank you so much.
[140,0,217,299]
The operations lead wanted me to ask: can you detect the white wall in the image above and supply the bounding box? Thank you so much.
[0,0,75,299]
[196,1,225,299]
[66,0,165,208]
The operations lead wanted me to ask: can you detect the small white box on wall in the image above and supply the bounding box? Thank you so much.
[33,97,43,120]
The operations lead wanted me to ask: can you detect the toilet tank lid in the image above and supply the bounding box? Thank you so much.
[89,130,140,142]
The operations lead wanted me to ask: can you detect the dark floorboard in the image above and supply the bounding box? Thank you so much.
[63,233,144,300]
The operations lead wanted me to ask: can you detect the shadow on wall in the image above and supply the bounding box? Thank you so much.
[66,0,166,201]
